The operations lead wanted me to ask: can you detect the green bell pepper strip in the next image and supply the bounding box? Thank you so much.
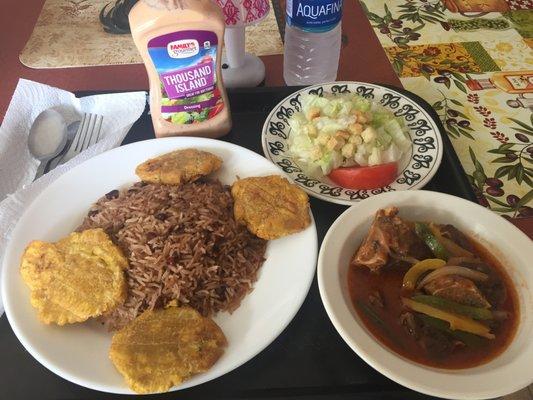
[415,222,449,260]
[412,295,493,320]
[356,300,404,349]
[417,314,487,348]
[402,297,494,339]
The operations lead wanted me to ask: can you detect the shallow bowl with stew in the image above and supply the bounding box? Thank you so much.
[318,190,533,399]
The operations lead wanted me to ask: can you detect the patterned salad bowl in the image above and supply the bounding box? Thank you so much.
[261,82,444,205]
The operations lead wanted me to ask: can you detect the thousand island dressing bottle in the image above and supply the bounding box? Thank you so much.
[129,0,232,138]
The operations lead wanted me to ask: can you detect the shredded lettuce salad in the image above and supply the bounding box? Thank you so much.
[287,93,411,176]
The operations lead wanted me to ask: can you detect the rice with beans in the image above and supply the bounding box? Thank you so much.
[79,180,267,331]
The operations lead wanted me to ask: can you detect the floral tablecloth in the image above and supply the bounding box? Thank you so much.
[360,0,532,218]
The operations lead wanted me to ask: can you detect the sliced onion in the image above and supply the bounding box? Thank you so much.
[417,266,489,289]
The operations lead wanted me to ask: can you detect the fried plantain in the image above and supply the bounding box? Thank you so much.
[109,306,227,394]
[20,228,128,325]
[135,148,222,185]
[231,175,311,240]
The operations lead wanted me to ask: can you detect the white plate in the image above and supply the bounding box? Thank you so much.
[1,137,318,394]
[261,82,443,206]
[318,190,533,399]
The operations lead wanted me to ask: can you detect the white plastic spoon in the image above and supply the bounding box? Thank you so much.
[27,109,68,181]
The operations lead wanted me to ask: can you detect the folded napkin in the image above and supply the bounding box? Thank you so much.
[0,79,147,315]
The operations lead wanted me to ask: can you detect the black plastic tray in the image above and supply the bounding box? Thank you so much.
[0,86,476,400]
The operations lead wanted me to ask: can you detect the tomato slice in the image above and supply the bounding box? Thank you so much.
[328,162,398,190]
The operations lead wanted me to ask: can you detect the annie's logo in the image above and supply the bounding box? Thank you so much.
[167,39,199,59]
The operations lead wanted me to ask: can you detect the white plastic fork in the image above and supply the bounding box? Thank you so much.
[60,113,103,164]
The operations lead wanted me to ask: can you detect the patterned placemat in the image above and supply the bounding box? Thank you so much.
[360,0,533,218]
[20,0,284,68]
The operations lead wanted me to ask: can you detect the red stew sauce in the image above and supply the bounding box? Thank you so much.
[348,238,519,369]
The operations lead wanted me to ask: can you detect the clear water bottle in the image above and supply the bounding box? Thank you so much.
[283,0,343,86]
